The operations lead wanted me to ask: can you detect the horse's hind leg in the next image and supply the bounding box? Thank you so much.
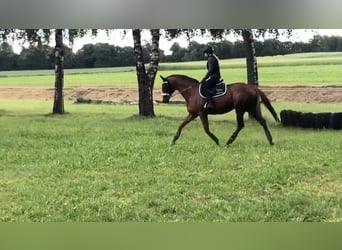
[199,112,219,145]
[249,108,274,145]
[172,113,198,145]
[226,109,245,145]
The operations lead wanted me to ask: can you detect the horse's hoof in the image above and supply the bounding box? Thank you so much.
[226,140,233,145]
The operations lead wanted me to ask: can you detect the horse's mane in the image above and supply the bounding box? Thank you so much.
[168,74,200,84]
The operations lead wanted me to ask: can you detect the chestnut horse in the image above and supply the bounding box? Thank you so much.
[160,74,280,146]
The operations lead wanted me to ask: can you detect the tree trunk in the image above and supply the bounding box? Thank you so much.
[147,29,161,93]
[132,29,160,117]
[53,29,65,114]
[242,29,259,86]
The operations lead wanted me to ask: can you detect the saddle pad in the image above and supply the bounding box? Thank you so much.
[199,80,227,99]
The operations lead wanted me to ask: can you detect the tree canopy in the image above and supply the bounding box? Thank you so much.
[2,34,342,71]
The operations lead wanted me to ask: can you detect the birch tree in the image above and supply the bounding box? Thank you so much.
[242,29,259,86]
[53,29,64,114]
[132,29,160,117]
[0,29,97,114]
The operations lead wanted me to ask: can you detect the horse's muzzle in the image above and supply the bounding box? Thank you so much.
[162,93,170,103]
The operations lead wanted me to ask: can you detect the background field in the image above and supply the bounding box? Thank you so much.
[1,52,342,87]
[0,52,341,222]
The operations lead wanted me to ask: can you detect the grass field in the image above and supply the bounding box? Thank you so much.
[1,52,342,87]
[1,52,342,222]
[0,100,341,222]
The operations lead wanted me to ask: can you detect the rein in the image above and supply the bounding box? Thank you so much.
[173,86,193,97]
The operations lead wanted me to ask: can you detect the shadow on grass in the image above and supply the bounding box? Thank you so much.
[123,114,184,122]
[0,109,8,116]
[0,111,74,119]
[44,112,72,118]
[123,114,241,127]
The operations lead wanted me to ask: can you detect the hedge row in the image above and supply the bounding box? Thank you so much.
[280,110,342,130]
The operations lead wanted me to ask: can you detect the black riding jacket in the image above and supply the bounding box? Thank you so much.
[201,53,221,82]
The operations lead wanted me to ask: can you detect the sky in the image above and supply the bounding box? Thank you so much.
[70,29,342,55]
[10,29,342,55]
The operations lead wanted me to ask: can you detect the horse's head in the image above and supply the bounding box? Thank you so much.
[160,75,175,103]
[160,74,199,103]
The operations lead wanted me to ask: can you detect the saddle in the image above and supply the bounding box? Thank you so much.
[199,79,227,99]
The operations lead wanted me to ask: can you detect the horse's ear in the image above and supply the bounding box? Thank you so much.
[160,75,167,81]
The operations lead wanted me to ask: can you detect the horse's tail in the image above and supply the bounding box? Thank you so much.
[257,88,280,122]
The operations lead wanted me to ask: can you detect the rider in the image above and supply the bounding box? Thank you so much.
[200,45,221,109]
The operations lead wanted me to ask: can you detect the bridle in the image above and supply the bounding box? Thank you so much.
[161,81,171,97]
[161,80,193,98]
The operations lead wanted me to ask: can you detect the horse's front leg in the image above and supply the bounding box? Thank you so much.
[199,112,219,145]
[172,113,198,145]
[226,109,245,145]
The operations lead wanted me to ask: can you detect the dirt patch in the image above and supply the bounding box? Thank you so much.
[260,86,342,103]
[1,86,342,103]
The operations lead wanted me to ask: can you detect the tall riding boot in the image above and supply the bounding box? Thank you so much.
[204,89,215,109]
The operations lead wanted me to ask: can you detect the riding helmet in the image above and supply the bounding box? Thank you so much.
[203,45,214,54]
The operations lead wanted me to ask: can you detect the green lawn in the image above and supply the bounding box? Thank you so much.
[1,52,342,87]
[1,52,341,222]
[0,100,341,222]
